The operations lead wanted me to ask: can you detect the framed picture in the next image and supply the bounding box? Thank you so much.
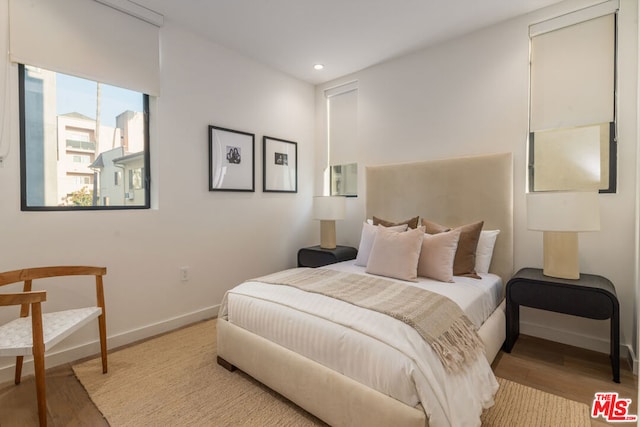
[209,125,255,192]
[263,136,297,193]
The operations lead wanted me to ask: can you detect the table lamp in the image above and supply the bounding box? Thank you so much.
[527,191,600,279]
[313,196,346,249]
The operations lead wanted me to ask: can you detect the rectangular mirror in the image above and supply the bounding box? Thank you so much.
[529,122,616,193]
[330,163,357,197]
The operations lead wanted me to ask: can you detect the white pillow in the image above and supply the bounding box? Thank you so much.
[365,226,424,282]
[355,222,408,267]
[474,230,500,274]
[417,230,461,282]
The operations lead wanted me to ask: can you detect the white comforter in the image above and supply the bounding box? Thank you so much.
[220,261,501,427]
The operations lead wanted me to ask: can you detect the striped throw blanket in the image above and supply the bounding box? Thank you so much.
[253,268,484,373]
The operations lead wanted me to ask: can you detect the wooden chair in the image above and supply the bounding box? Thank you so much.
[0,266,108,427]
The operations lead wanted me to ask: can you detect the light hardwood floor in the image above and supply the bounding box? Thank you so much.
[492,334,637,427]
[0,334,637,426]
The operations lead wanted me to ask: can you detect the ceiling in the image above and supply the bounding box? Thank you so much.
[134,0,565,85]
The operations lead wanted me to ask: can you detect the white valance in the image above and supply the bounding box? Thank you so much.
[9,0,161,96]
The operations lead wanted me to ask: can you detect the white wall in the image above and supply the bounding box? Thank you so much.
[316,0,639,365]
[0,12,316,381]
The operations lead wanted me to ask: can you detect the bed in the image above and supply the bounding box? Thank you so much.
[217,152,513,427]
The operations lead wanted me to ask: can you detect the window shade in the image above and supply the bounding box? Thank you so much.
[529,13,615,131]
[9,0,161,96]
[328,87,358,166]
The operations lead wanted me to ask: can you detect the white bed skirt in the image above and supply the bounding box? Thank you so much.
[216,300,506,427]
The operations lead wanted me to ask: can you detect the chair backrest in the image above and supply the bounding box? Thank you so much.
[0,266,107,318]
[0,266,107,286]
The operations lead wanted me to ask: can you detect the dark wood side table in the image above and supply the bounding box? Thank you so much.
[297,245,357,268]
[505,267,620,383]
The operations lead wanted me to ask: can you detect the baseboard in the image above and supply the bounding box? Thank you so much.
[626,345,638,375]
[0,305,219,384]
[520,320,635,371]
[105,305,220,350]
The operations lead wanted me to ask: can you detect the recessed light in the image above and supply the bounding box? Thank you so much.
[313,64,324,70]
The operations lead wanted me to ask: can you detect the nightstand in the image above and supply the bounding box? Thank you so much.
[504,267,620,383]
[297,245,358,268]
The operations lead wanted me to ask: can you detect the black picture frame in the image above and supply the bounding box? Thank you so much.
[209,125,255,192]
[263,136,297,193]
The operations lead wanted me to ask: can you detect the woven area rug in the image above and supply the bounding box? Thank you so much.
[73,319,591,426]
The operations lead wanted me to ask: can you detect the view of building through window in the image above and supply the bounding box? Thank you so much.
[20,64,149,209]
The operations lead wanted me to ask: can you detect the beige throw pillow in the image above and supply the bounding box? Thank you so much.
[365,226,424,282]
[421,219,484,279]
[417,229,461,282]
[355,222,408,267]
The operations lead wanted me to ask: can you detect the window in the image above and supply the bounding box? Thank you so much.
[326,81,358,197]
[9,0,160,210]
[71,155,92,164]
[129,169,145,190]
[19,64,150,210]
[528,4,617,193]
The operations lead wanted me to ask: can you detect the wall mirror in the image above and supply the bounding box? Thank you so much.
[529,122,616,193]
[330,163,357,197]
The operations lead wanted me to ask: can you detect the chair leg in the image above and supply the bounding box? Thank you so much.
[33,349,47,427]
[31,302,47,427]
[95,275,108,374]
[14,355,24,385]
[98,314,108,374]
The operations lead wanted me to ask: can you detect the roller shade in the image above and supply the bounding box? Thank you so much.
[529,13,615,131]
[9,0,161,96]
[327,85,358,166]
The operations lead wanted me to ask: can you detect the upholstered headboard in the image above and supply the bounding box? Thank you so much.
[366,152,513,283]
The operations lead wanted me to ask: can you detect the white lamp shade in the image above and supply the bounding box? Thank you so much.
[527,191,600,232]
[313,196,346,220]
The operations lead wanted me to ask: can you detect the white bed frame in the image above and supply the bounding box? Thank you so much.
[217,153,513,427]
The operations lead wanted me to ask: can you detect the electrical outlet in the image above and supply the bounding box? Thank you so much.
[180,267,190,282]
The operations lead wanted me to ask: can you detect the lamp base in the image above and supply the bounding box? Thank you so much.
[543,231,579,279]
[320,220,337,250]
